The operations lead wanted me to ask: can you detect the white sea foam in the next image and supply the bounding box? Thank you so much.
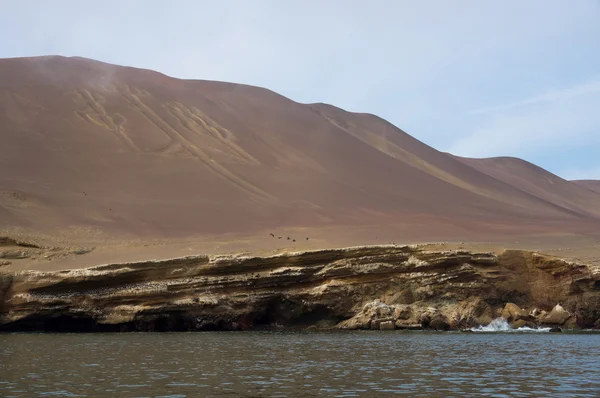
[471,318,551,333]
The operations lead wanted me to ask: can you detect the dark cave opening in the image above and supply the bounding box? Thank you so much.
[253,297,343,329]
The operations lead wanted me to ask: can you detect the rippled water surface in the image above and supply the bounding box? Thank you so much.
[1,332,599,397]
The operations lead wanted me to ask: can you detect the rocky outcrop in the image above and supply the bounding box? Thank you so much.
[0,245,599,332]
[501,303,529,322]
[542,304,573,325]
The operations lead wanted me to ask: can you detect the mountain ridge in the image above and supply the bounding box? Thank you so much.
[1,55,599,244]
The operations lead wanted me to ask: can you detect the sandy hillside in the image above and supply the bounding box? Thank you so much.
[573,180,600,194]
[453,156,600,218]
[1,56,600,270]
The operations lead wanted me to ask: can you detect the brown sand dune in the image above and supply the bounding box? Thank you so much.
[1,55,600,251]
[572,180,600,194]
[454,156,600,219]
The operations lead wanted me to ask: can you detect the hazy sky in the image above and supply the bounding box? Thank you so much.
[2,1,599,179]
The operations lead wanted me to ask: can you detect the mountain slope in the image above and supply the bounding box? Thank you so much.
[454,156,600,219]
[1,56,599,242]
[573,180,600,194]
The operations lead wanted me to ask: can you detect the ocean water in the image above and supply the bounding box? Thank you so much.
[0,331,598,397]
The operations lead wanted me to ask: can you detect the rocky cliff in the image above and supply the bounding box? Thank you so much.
[1,245,599,332]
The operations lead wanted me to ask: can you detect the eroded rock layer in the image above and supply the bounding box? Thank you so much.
[1,246,599,332]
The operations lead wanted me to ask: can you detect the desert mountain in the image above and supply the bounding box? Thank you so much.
[1,56,599,243]
[454,156,600,219]
[573,180,600,194]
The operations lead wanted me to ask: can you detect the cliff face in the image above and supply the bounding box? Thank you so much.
[1,246,599,332]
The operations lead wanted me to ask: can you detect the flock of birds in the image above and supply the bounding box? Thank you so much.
[269,233,308,243]
[268,232,397,246]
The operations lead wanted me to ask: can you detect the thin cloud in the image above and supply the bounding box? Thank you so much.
[450,89,600,158]
[468,79,600,115]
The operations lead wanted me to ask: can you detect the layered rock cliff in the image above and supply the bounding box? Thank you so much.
[1,245,599,332]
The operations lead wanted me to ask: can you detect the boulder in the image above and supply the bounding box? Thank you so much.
[419,313,431,328]
[338,300,395,330]
[549,327,562,333]
[429,315,451,331]
[379,321,395,330]
[510,319,528,329]
[563,317,578,330]
[395,321,422,330]
[369,319,380,330]
[542,304,571,325]
[501,303,529,321]
[370,317,394,330]
[376,304,393,318]
[446,298,492,329]
[337,316,369,330]
[394,306,412,320]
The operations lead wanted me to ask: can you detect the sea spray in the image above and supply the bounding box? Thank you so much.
[471,318,551,332]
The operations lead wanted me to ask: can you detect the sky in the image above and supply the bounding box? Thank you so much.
[1,1,599,179]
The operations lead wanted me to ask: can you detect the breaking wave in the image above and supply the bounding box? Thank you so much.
[471,318,551,333]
